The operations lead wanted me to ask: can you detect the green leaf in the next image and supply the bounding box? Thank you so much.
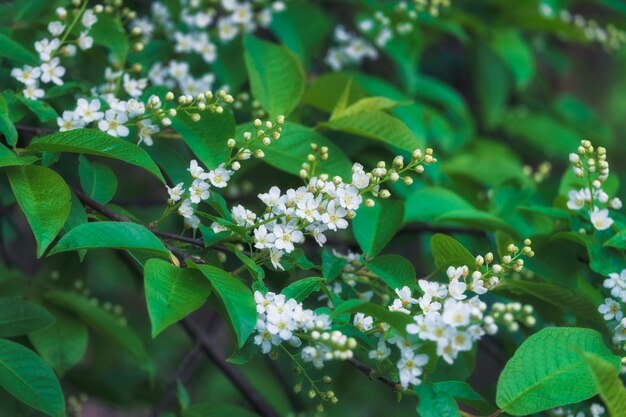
[0,297,54,337]
[322,249,347,280]
[581,352,626,417]
[0,33,37,64]
[470,41,511,129]
[332,97,405,120]
[90,14,129,64]
[331,299,412,335]
[78,155,117,204]
[46,290,153,372]
[365,255,416,290]
[171,111,236,169]
[490,30,535,90]
[404,187,474,223]
[430,234,476,270]
[0,94,18,147]
[433,381,497,414]
[189,263,256,347]
[237,122,352,179]
[415,384,461,417]
[27,129,165,183]
[436,209,517,236]
[144,259,212,337]
[282,277,324,301]
[29,309,88,376]
[243,34,305,117]
[496,327,620,415]
[605,231,626,250]
[321,110,422,152]
[15,95,58,123]
[0,144,37,167]
[49,222,171,258]
[352,198,404,258]
[8,165,71,257]
[0,339,65,417]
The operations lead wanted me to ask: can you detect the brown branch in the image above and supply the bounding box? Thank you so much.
[346,358,403,392]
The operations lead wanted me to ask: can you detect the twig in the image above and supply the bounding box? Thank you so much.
[346,358,404,393]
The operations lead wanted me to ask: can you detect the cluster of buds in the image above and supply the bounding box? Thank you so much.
[490,302,536,331]
[523,162,552,184]
[154,89,234,126]
[299,143,329,179]
[469,239,534,293]
[551,9,626,51]
[414,0,451,17]
[226,114,285,169]
[570,140,609,182]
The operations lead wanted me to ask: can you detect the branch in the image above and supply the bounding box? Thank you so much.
[346,358,404,393]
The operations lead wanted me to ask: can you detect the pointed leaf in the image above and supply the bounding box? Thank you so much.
[0,297,54,337]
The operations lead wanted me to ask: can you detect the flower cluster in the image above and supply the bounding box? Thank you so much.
[567,140,621,231]
[11,2,99,100]
[490,302,536,331]
[552,403,606,417]
[540,5,626,51]
[325,26,378,71]
[253,291,356,367]
[598,268,626,350]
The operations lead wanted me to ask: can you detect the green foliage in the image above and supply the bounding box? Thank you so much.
[352,198,404,257]
[0,339,65,417]
[144,259,212,337]
[365,255,416,290]
[281,277,324,301]
[0,297,54,337]
[582,352,626,417]
[430,234,475,270]
[78,155,117,204]
[496,327,620,415]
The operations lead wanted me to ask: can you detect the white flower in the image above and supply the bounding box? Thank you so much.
[254,319,277,353]
[35,38,60,61]
[447,266,468,280]
[321,200,348,231]
[258,186,284,209]
[218,17,239,41]
[40,58,65,85]
[78,32,94,50]
[98,109,129,137]
[418,280,448,298]
[23,85,45,100]
[470,271,488,294]
[11,65,41,85]
[567,189,587,210]
[184,215,201,230]
[590,403,606,417]
[599,298,623,321]
[441,299,471,327]
[269,249,284,270]
[351,168,370,189]
[337,185,362,210]
[232,204,257,226]
[609,197,623,210]
[75,98,103,123]
[207,163,233,188]
[189,179,211,204]
[368,338,391,360]
[137,119,158,146]
[167,183,184,202]
[397,352,428,388]
[178,199,194,218]
[57,111,83,131]
[273,225,303,253]
[353,313,373,331]
[174,32,195,53]
[395,286,418,307]
[81,9,98,28]
[123,74,147,97]
[254,225,276,250]
[448,279,467,300]
[48,21,65,36]
[590,207,614,231]
[188,160,206,179]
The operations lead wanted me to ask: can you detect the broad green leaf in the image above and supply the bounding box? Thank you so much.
[171,111,236,169]
[0,94,18,147]
[496,327,620,415]
[490,30,535,90]
[49,222,171,258]
[8,165,71,257]
[90,14,129,64]
[0,33,37,64]
[404,187,474,223]
[352,198,404,258]
[46,290,153,372]
[430,234,476,270]
[0,297,54,337]
[433,381,497,414]
[496,280,604,325]
[0,144,37,167]
[15,95,58,123]
[243,34,306,117]
[501,109,580,157]
[322,249,347,280]
[189,263,256,347]
[304,73,368,113]
[182,403,259,417]
[78,155,117,204]
[582,352,626,417]
[365,255,416,290]
[236,122,352,179]
[332,97,404,120]
[470,41,511,129]
[415,384,461,417]
[29,309,88,376]
[321,110,422,152]
[436,209,517,236]
[27,129,165,183]
[0,339,65,417]
[605,231,626,250]
[282,277,324,301]
[144,259,212,337]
